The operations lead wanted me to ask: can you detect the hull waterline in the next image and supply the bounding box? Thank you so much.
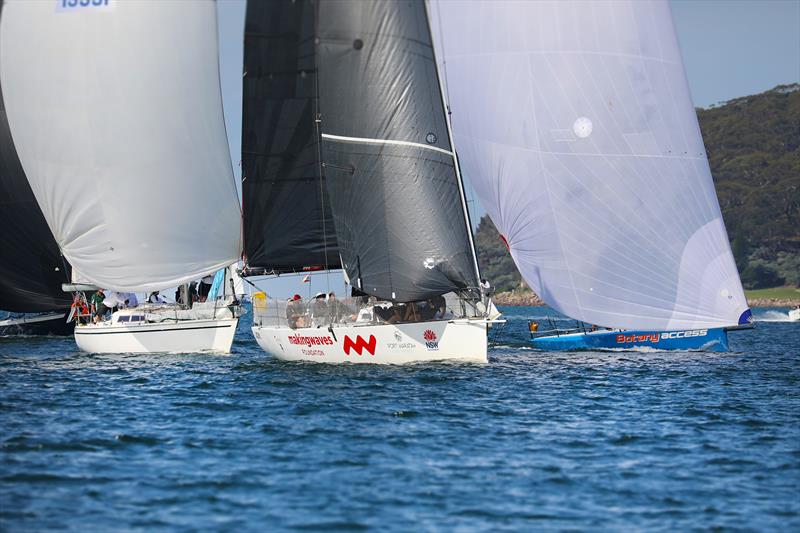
[531,327,732,352]
[252,319,489,364]
[74,317,238,354]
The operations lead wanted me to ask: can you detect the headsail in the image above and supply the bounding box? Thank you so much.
[242,0,340,274]
[317,0,480,302]
[0,0,241,292]
[0,10,70,313]
[430,0,750,329]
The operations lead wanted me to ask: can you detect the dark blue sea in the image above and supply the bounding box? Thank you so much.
[1,306,798,531]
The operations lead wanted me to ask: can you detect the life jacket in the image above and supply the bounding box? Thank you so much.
[71,297,89,316]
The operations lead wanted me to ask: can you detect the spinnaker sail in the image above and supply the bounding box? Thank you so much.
[0,33,70,312]
[0,0,241,292]
[430,0,750,329]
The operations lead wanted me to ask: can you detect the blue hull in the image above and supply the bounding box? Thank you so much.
[531,327,730,352]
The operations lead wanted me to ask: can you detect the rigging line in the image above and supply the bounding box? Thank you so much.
[320,133,455,157]
[433,0,453,115]
[423,0,484,301]
[313,2,332,294]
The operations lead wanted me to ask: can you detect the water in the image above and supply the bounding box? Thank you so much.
[1,306,798,531]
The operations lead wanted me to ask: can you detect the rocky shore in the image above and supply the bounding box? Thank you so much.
[747,298,800,308]
[491,291,800,308]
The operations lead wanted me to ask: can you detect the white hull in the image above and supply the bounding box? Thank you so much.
[789,309,800,322]
[75,317,238,354]
[252,319,488,364]
[0,312,66,328]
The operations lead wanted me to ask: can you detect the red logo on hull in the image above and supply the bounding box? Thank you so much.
[343,335,377,356]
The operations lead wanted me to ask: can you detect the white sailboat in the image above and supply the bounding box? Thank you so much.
[430,0,752,351]
[0,0,243,353]
[241,0,497,364]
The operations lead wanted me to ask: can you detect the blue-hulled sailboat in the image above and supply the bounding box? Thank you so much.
[430,0,752,351]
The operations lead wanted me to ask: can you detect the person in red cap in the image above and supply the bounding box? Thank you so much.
[286,294,306,329]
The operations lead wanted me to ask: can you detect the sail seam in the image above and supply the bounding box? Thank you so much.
[321,133,455,157]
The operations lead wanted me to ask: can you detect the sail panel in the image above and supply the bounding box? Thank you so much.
[0,0,241,292]
[430,0,748,329]
[242,0,339,272]
[317,0,479,302]
[0,73,70,312]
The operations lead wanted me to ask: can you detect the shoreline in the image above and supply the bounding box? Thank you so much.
[490,292,800,309]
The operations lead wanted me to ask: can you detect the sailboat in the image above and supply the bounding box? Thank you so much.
[429,0,752,351]
[0,0,243,353]
[0,4,72,337]
[241,0,497,363]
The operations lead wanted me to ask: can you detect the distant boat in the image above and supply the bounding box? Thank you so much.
[0,0,242,353]
[0,0,72,337]
[789,308,800,322]
[240,0,497,363]
[430,0,752,351]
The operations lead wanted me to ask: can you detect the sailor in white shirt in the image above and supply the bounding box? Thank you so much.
[148,291,166,304]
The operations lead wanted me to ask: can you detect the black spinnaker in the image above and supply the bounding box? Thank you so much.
[241,0,481,303]
[242,0,340,274]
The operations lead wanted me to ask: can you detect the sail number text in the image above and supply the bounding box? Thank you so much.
[59,0,110,9]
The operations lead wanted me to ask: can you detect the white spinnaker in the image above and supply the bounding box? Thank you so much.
[430,0,749,330]
[0,0,241,292]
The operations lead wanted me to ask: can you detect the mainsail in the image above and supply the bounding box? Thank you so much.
[0,0,241,293]
[0,29,70,312]
[317,0,479,302]
[242,0,340,273]
[430,0,750,329]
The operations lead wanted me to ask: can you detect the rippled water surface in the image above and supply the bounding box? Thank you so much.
[1,306,798,531]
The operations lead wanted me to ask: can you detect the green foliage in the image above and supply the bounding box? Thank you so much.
[744,286,800,300]
[699,84,800,274]
[775,252,800,286]
[741,260,784,289]
[474,84,800,291]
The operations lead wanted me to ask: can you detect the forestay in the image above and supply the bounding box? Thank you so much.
[430,0,750,329]
[317,0,479,302]
[0,0,241,292]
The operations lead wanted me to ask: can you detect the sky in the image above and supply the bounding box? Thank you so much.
[216,0,800,300]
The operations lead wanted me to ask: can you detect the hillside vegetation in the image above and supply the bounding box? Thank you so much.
[476,84,800,294]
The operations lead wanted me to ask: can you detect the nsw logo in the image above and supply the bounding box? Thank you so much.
[343,335,376,356]
[423,329,439,351]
